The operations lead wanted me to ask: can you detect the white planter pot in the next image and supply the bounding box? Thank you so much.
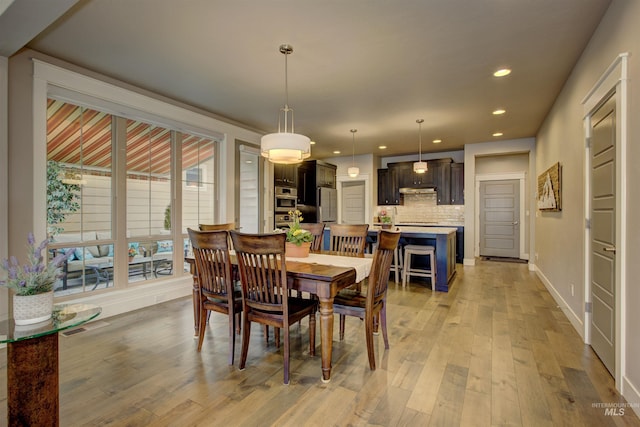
[13,291,54,325]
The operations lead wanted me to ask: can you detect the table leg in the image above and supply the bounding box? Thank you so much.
[318,296,335,382]
[7,333,59,426]
[192,279,200,337]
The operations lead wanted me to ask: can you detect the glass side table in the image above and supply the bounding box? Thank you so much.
[1,303,101,426]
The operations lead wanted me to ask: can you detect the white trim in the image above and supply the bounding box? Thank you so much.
[474,172,526,259]
[336,173,370,226]
[581,53,628,391]
[623,376,640,419]
[535,264,584,339]
[0,56,8,321]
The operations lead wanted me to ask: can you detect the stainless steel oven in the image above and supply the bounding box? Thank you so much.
[275,186,297,213]
[275,213,293,228]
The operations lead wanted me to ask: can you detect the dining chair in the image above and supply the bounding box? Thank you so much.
[301,223,325,252]
[188,228,242,365]
[198,222,235,232]
[328,224,369,255]
[230,230,317,385]
[333,229,401,370]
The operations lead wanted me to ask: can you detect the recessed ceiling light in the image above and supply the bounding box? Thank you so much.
[432,139,442,144]
[333,150,341,154]
[493,68,511,77]
[493,132,503,137]
[378,145,387,150]
[310,141,316,145]
[493,109,506,115]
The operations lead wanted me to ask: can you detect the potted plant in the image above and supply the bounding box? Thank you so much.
[128,246,138,262]
[1,233,74,325]
[379,210,392,229]
[282,210,313,258]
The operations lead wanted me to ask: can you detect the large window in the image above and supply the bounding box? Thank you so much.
[46,99,218,296]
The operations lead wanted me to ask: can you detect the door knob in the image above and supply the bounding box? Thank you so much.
[603,246,616,253]
[512,221,519,225]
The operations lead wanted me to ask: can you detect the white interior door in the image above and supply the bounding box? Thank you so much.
[341,181,365,224]
[236,144,262,233]
[589,94,616,376]
[479,180,520,258]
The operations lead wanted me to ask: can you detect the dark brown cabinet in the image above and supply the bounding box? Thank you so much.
[378,158,462,205]
[274,163,297,187]
[450,163,464,205]
[377,168,400,205]
[316,163,336,188]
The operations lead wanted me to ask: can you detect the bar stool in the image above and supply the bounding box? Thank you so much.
[389,245,403,283]
[402,244,435,287]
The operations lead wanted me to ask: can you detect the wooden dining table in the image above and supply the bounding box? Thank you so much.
[186,252,373,382]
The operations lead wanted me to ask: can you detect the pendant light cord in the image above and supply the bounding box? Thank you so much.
[351,129,357,166]
[417,119,424,161]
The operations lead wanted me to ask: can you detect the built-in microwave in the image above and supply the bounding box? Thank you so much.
[275,186,297,213]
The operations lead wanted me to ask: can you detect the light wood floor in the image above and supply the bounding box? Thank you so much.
[2,260,640,426]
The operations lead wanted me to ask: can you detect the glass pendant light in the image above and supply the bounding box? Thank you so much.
[260,44,311,164]
[348,129,359,178]
[413,119,427,174]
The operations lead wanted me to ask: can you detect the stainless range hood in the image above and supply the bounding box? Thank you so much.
[399,187,436,194]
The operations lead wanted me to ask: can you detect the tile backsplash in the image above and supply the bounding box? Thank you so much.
[377,193,464,225]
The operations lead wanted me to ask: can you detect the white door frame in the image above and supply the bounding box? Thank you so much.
[336,173,370,225]
[475,173,526,259]
[581,53,628,389]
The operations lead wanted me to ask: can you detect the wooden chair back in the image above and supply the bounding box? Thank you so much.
[301,223,325,252]
[368,230,401,306]
[229,231,288,314]
[329,224,369,255]
[199,222,235,231]
[187,228,234,303]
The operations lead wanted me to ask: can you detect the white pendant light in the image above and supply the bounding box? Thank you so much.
[413,119,427,174]
[261,44,311,164]
[348,129,359,178]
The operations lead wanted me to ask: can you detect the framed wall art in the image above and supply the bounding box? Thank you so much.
[537,162,562,211]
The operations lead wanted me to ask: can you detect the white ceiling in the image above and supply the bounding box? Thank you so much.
[3,0,611,159]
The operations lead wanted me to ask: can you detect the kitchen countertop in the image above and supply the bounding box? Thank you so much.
[371,225,457,234]
[373,222,463,227]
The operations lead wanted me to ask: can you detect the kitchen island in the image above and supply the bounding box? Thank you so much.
[369,226,457,292]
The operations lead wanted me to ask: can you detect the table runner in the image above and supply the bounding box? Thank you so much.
[287,253,372,283]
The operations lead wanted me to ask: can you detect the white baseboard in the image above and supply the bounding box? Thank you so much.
[534,265,584,340]
[463,257,476,266]
[60,276,193,320]
[623,376,640,418]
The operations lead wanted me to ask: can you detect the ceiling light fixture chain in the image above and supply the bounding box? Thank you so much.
[348,129,359,178]
[413,118,427,174]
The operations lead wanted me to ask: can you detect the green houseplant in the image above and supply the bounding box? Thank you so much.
[280,210,313,258]
[1,233,74,325]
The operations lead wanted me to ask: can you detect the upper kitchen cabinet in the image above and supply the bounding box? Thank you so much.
[431,159,451,205]
[316,162,336,188]
[450,163,464,205]
[390,162,434,189]
[274,163,297,187]
[377,168,400,205]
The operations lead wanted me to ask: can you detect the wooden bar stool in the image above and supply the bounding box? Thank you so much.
[402,244,435,287]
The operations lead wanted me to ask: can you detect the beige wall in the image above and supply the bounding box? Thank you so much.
[535,0,640,406]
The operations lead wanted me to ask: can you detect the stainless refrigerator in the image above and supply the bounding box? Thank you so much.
[317,187,337,223]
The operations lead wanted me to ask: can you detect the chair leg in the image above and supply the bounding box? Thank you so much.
[228,311,236,365]
[275,327,280,348]
[364,312,376,370]
[239,317,251,371]
[380,304,389,350]
[339,314,346,340]
[283,325,290,385]
[197,307,208,352]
